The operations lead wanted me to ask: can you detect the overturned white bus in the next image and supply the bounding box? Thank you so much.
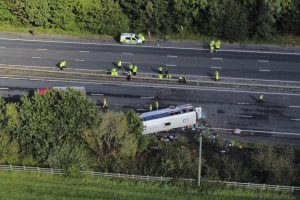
[140,104,202,135]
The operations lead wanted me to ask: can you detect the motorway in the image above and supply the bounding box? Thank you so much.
[0,35,299,145]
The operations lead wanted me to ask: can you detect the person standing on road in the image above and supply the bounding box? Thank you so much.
[129,64,133,73]
[117,60,122,69]
[133,65,138,76]
[215,71,219,81]
[155,100,159,110]
[149,102,153,111]
[58,60,67,70]
[164,68,169,77]
[258,94,264,103]
[158,66,163,74]
[102,98,108,108]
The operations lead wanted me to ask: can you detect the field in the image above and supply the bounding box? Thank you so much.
[0,171,296,200]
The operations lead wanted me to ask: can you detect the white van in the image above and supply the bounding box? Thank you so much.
[120,33,143,45]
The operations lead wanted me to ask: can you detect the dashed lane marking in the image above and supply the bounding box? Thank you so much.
[140,96,154,99]
[32,57,42,59]
[210,67,222,69]
[291,119,300,121]
[289,106,300,109]
[167,55,178,58]
[36,49,47,51]
[0,87,8,90]
[237,102,250,105]
[74,59,85,62]
[90,93,103,96]
[137,108,146,111]
[212,57,223,60]
[208,127,300,136]
[79,50,89,53]
[259,69,271,72]
[236,115,253,118]
[258,60,270,63]
[0,46,6,48]
[122,53,134,55]
[166,64,176,67]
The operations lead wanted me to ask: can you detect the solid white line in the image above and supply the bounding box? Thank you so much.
[167,55,178,58]
[166,64,176,67]
[236,115,253,118]
[0,87,9,90]
[90,93,103,96]
[0,37,300,56]
[32,57,42,59]
[122,53,134,55]
[208,127,300,136]
[36,49,47,51]
[140,96,154,99]
[74,59,85,62]
[212,57,223,60]
[79,51,89,53]
[259,69,271,72]
[237,102,249,105]
[289,106,300,109]
[258,60,269,63]
[291,119,300,121]
[210,67,222,69]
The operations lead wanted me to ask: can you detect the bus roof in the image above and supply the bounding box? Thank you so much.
[140,104,194,118]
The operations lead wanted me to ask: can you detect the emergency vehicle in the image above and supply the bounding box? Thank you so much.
[140,104,202,135]
[120,33,144,45]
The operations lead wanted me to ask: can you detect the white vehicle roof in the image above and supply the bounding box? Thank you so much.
[121,33,136,38]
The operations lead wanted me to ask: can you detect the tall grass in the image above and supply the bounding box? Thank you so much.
[0,171,296,200]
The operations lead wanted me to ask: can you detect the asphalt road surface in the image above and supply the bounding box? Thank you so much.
[0,36,300,82]
[0,35,299,145]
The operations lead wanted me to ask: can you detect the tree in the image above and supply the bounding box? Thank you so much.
[17,89,98,162]
[82,111,138,172]
[251,144,296,185]
[0,132,20,164]
[46,138,94,173]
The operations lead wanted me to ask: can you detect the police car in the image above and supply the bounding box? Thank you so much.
[120,33,145,45]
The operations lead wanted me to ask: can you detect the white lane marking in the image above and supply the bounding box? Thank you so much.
[291,119,300,121]
[137,108,146,111]
[208,127,300,136]
[259,69,271,72]
[236,115,253,118]
[167,55,178,58]
[289,106,300,109]
[122,62,131,64]
[0,87,9,90]
[258,60,269,63]
[79,50,89,53]
[212,57,223,60]
[122,53,134,55]
[36,48,47,51]
[140,96,154,99]
[210,67,222,69]
[90,93,103,96]
[74,59,85,62]
[166,64,176,67]
[32,57,42,59]
[1,37,300,56]
[237,102,249,105]
[0,46,6,48]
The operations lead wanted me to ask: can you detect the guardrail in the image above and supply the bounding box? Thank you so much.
[1,164,299,192]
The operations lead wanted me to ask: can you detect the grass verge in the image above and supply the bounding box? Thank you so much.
[0,171,297,200]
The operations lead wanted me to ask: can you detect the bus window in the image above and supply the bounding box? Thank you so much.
[165,122,171,126]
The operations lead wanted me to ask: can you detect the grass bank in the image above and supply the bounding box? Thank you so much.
[0,171,296,200]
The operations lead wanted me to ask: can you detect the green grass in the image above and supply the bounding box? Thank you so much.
[0,171,296,200]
